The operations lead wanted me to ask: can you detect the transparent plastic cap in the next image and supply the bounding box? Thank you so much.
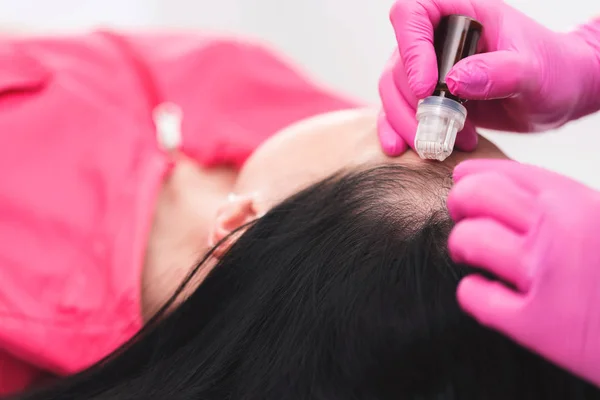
[414,96,467,161]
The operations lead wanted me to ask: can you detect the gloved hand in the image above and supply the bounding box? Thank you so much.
[378,0,600,156]
[447,158,600,387]
[378,50,479,155]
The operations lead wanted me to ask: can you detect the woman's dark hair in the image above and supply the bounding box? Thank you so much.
[15,164,600,399]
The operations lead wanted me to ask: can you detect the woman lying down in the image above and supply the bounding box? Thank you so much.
[16,109,600,399]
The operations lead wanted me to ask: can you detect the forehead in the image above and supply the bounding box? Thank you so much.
[234,109,386,196]
[234,108,507,208]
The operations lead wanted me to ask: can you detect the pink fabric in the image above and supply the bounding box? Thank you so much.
[0,31,356,395]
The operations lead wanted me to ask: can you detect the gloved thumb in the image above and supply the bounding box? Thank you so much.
[457,274,523,334]
[446,51,537,101]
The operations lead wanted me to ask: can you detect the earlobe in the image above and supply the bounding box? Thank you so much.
[208,193,259,257]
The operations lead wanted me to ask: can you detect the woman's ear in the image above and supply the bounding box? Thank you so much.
[208,193,260,258]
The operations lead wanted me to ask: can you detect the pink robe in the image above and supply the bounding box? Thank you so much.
[0,31,356,394]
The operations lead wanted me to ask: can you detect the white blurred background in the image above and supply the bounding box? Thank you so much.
[1,0,599,186]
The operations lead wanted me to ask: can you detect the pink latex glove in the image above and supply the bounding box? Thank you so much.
[447,158,600,387]
[377,50,479,155]
[378,0,600,156]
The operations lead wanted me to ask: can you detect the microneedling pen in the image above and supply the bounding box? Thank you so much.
[414,15,483,161]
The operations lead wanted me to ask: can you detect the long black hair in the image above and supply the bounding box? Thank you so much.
[15,164,600,399]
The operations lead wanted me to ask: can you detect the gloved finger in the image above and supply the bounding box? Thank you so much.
[446,51,537,100]
[389,0,484,99]
[449,218,530,290]
[388,1,439,98]
[391,51,419,108]
[453,159,575,194]
[379,64,418,154]
[377,111,408,156]
[457,274,524,333]
[454,119,479,152]
[447,171,537,233]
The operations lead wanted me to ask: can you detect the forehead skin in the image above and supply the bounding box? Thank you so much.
[234,108,508,210]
